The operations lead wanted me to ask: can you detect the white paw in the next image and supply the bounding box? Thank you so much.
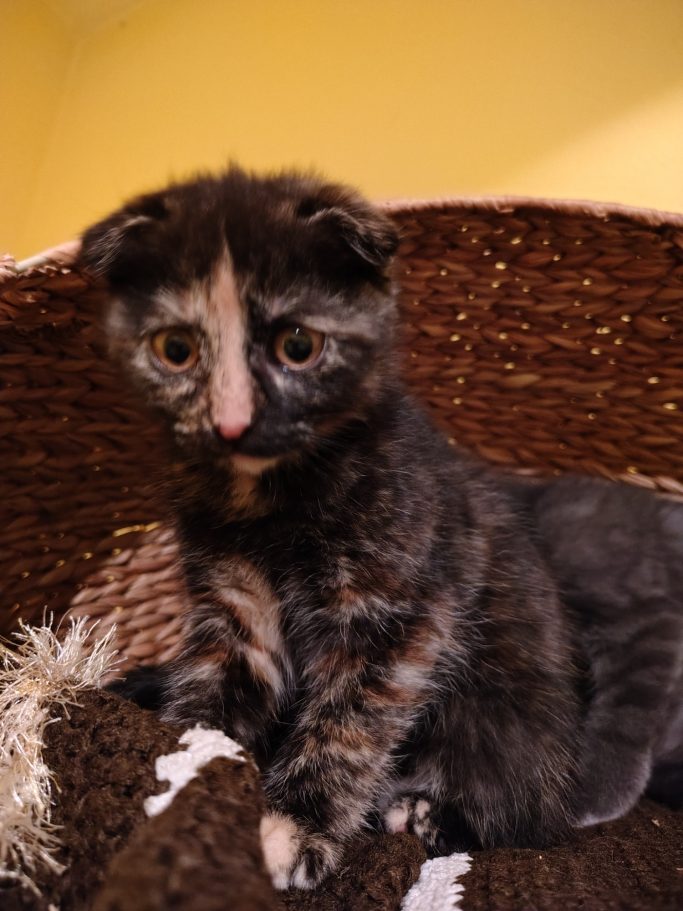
[411,798,432,839]
[260,812,301,889]
[259,812,339,890]
[384,799,410,834]
[383,794,439,848]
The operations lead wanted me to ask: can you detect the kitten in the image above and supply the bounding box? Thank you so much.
[81,167,683,890]
[516,476,683,822]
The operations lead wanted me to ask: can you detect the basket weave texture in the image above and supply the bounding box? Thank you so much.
[2,197,683,664]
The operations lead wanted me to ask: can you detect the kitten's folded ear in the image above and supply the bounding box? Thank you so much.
[295,184,399,274]
[79,191,172,288]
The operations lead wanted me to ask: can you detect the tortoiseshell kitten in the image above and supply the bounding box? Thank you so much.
[81,167,683,890]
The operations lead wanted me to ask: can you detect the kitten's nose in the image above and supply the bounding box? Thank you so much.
[214,416,251,441]
[212,375,254,442]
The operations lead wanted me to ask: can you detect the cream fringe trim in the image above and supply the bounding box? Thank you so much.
[0,617,119,895]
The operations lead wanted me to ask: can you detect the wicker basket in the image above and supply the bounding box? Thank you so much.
[2,197,683,666]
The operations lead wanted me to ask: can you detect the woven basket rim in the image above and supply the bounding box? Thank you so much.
[380,193,683,229]
[7,194,683,277]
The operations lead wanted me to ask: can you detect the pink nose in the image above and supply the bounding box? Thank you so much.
[214,417,251,441]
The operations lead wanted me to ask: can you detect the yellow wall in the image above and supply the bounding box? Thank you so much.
[4,0,683,258]
[1,1,76,256]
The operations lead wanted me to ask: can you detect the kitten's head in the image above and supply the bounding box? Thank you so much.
[80,167,399,476]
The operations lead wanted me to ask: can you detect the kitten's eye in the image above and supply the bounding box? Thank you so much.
[150,329,199,372]
[273,326,325,370]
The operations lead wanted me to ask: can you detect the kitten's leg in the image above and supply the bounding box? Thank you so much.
[260,610,441,890]
[576,605,683,826]
[379,639,578,854]
[159,595,285,750]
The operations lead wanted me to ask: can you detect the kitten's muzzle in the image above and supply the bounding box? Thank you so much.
[214,415,251,441]
[209,421,287,460]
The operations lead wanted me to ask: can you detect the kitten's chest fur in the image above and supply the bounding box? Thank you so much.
[177,481,403,683]
[173,392,502,728]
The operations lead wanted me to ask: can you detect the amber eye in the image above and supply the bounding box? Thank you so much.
[273,326,325,370]
[150,329,199,372]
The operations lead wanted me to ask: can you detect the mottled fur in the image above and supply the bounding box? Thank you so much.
[83,167,683,889]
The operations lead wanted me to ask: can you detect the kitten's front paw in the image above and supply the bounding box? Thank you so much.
[259,812,340,890]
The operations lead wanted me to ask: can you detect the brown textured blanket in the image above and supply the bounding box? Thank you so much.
[1,688,680,911]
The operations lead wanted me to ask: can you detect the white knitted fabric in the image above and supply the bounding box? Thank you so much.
[401,852,472,911]
[144,725,246,817]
